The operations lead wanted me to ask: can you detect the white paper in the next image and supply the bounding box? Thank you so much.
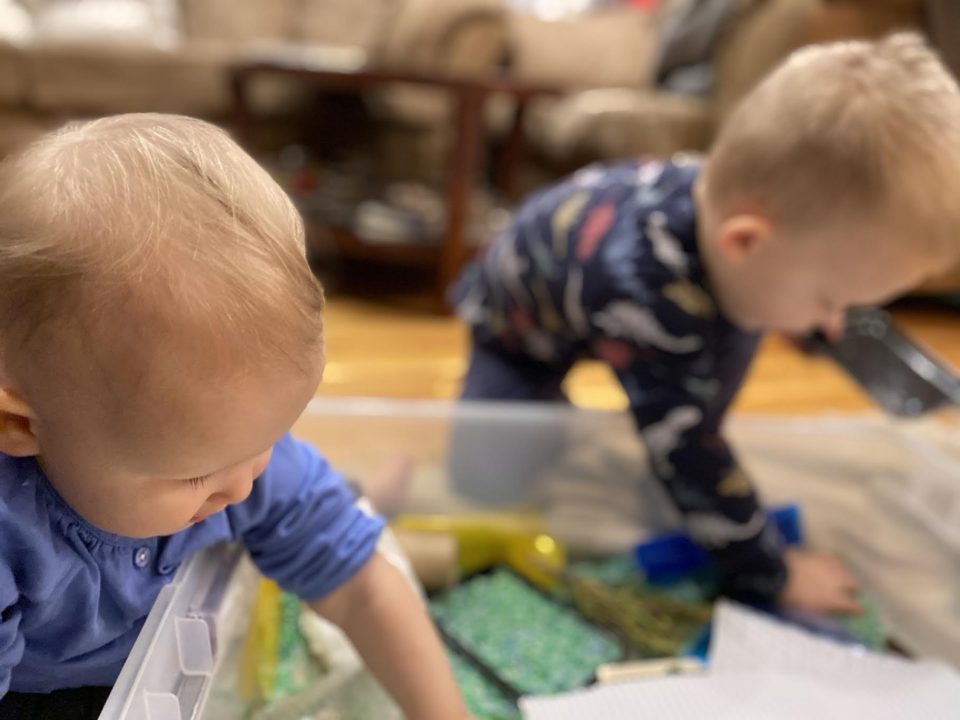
[520,601,960,720]
[711,601,960,688]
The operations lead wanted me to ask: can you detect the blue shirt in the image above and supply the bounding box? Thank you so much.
[454,158,786,603]
[0,433,384,695]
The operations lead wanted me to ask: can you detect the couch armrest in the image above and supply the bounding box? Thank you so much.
[526,89,711,162]
[710,0,816,125]
[370,0,508,128]
[377,0,506,77]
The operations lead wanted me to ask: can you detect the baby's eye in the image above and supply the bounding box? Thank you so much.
[185,475,210,488]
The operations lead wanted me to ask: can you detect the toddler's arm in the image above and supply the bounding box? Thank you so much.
[606,314,786,603]
[633,391,789,604]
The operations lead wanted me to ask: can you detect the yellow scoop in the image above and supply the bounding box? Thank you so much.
[392,513,566,590]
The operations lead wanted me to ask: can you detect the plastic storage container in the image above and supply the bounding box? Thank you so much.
[99,399,960,718]
[98,544,256,720]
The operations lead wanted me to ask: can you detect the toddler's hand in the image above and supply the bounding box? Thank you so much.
[780,549,861,615]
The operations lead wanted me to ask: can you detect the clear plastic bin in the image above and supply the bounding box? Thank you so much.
[98,544,255,720]
[100,400,960,718]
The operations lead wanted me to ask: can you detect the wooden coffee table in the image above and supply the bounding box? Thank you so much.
[230,47,563,309]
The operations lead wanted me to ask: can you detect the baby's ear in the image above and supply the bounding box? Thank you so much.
[0,387,40,457]
[714,214,773,265]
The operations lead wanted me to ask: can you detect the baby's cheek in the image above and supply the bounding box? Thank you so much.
[252,451,273,478]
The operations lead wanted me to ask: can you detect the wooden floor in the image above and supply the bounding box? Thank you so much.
[317,296,960,415]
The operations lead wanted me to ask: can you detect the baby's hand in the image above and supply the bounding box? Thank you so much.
[780,549,862,615]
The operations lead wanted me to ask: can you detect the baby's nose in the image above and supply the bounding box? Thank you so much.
[211,472,255,506]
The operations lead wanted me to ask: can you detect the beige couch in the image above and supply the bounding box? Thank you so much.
[0,0,508,158]
[2,0,955,292]
[511,0,928,166]
[502,0,960,294]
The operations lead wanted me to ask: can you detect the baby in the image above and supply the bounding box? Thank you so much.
[0,115,469,719]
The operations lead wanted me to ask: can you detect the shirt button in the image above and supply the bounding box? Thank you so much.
[134,546,151,569]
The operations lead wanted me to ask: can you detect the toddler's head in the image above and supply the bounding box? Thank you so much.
[698,33,960,335]
[0,114,326,537]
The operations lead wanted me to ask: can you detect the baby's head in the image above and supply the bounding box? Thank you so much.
[698,33,960,335]
[0,114,326,537]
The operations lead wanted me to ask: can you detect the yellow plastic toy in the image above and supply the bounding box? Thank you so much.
[392,513,566,590]
[239,579,282,701]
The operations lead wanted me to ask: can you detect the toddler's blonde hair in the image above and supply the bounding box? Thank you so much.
[704,33,960,255]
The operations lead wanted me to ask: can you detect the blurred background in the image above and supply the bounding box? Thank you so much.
[0,0,957,410]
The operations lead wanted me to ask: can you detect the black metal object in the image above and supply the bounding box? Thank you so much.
[807,308,960,417]
[434,622,524,704]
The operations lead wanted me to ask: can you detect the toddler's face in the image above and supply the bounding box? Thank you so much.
[32,358,323,538]
[714,227,939,336]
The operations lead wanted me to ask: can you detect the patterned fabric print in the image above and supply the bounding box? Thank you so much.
[454,158,787,604]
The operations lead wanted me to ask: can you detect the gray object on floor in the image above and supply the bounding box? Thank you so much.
[808,307,960,417]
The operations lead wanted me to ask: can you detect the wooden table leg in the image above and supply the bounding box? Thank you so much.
[496,98,530,202]
[438,85,487,310]
[229,70,252,145]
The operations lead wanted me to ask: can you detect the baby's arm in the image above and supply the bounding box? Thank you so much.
[0,509,26,700]
[311,552,470,720]
[0,562,21,699]
[231,435,469,719]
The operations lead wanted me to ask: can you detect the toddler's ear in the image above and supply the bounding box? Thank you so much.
[0,387,39,457]
[714,214,773,265]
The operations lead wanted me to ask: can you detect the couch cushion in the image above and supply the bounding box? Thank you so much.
[27,42,232,116]
[295,0,399,52]
[509,8,660,89]
[179,0,297,46]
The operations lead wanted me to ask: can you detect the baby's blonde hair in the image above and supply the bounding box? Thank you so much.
[0,114,325,385]
[704,33,960,254]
